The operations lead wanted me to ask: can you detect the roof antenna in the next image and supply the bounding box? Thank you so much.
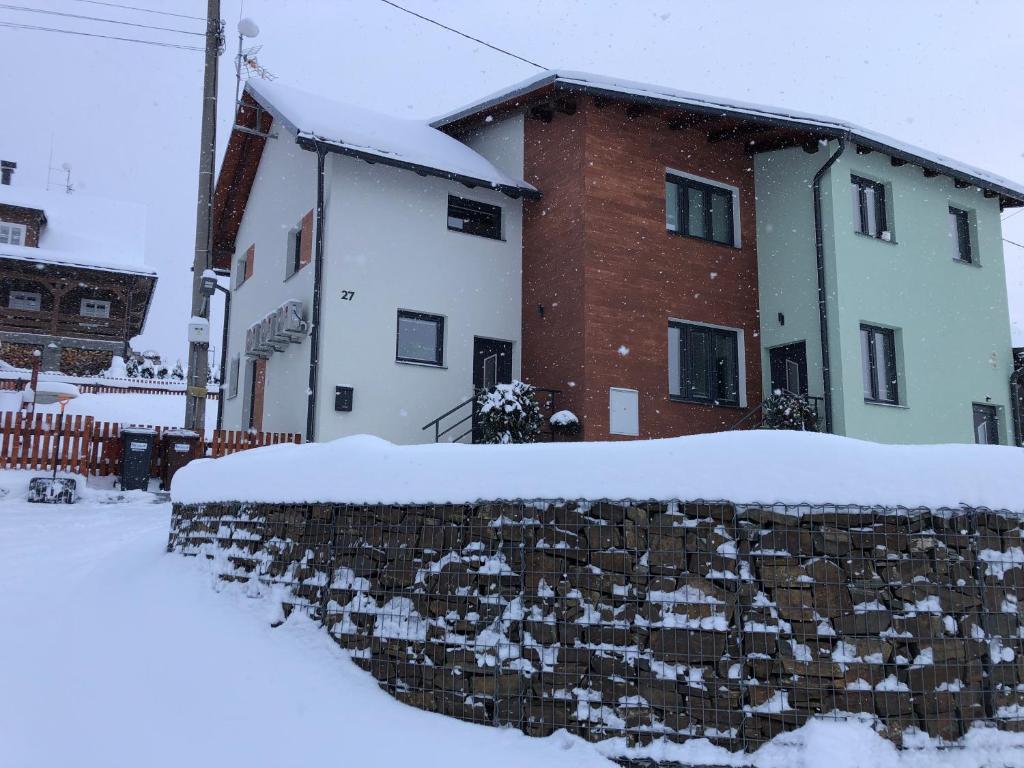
[234,17,275,108]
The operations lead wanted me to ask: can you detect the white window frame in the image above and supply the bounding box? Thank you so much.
[8,290,41,311]
[667,317,747,408]
[80,298,111,319]
[665,168,742,248]
[0,221,26,246]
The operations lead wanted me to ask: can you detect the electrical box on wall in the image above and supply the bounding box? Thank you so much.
[187,317,210,344]
[335,386,353,412]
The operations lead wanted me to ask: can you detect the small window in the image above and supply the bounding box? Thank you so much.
[396,310,444,366]
[8,290,40,311]
[973,404,999,445]
[666,174,735,246]
[949,206,972,263]
[851,175,889,239]
[236,244,255,287]
[227,355,240,399]
[447,196,501,239]
[80,299,111,318]
[860,324,898,404]
[671,321,741,406]
[290,227,303,276]
[0,222,26,246]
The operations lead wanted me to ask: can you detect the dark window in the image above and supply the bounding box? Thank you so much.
[949,206,972,263]
[851,175,888,238]
[396,310,444,366]
[674,322,741,406]
[666,175,735,246]
[860,324,898,403]
[447,196,501,239]
[292,227,303,275]
[973,404,999,445]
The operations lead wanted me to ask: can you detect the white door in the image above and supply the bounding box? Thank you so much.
[609,388,639,436]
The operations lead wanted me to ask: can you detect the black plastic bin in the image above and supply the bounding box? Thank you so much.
[120,427,157,491]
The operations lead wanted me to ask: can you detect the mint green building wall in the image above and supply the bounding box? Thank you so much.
[756,141,1014,444]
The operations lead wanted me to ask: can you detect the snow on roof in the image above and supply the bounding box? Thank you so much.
[246,79,536,197]
[432,70,1024,202]
[0,186,155,276]
[172,430,1024,513]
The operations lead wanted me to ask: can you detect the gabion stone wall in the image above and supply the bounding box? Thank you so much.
[169,500,1024,751]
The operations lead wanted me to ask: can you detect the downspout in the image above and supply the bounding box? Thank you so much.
[214,283,230,431]
[812,135,847,434]
[305,140,328,442]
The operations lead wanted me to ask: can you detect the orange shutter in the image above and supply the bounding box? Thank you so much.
[244,244,255,280]
[299,210,313,268]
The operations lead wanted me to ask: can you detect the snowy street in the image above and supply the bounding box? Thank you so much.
[0,475,611,768]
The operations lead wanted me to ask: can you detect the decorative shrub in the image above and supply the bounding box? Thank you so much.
[549,409,581,438]
[476,380,544,444]
[761,390,819,431]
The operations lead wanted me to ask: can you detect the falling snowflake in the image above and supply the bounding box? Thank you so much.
[618,345,630,357]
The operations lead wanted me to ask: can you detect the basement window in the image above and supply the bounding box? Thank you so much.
[0,222,26,246]
[80,299,111,319]
[447,196,502,240]
[396,310,445,366]
[8,290,40,311]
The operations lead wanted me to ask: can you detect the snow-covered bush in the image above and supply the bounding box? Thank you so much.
[761,390,819,431]
[476,380,544,444]
[549,409,580,438]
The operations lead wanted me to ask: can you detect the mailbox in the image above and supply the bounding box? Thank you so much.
[335,386,353,412]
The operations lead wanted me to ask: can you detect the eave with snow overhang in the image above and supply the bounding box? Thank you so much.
[432,70,1024,210]
[211,81,539,273]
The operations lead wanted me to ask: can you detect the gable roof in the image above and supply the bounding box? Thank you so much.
[248,79,536,198]
[0,186,156,276]
[432,70,1024,207]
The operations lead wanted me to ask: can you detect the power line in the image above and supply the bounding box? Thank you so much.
[0,20,203,50]
[1005,238,1024,250]
[0,3,204,36]
[376,0,544,70]
[1003,208,1023,222]
[63,0,204,22]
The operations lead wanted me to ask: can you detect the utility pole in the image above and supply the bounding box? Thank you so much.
[184,0,223,433]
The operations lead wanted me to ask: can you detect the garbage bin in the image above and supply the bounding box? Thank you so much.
[120,427,157,491]
[160,429,201,491]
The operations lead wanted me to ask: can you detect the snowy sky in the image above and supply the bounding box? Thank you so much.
[3,0,1024,362]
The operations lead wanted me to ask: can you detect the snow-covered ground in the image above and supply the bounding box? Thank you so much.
[3,470,1023,768]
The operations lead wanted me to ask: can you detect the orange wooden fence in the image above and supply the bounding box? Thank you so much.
[0,411,300,477]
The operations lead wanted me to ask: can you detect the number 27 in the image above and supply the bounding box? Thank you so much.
[341,290,355,301]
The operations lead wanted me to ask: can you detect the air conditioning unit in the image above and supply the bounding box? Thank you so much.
[279,300,308,340]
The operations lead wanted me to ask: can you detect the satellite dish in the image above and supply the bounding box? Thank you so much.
[237,18,260,38]
[61,162,72,171]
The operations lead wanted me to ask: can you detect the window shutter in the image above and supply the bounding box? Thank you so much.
[667,326,681,396]
[244,244,255,280]
[299,210,313,267]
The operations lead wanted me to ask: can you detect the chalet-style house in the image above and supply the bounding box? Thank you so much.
[0,170,157,376]
[213,73,1024,446]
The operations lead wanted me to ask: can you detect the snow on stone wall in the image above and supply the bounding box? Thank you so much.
[169,497,1024,753]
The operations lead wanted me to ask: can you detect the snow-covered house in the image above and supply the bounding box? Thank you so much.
[0,173,157,375]
[213,73,1024,446]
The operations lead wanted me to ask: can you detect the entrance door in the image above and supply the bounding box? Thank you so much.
[973,404,999,445]
[472,338,513,441]
[248,358,266,431]
[769,342,808,395]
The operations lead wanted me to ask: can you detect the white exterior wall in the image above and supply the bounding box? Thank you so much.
[314,153,523,443]
[460,113,525,180]
[220,118,317,436]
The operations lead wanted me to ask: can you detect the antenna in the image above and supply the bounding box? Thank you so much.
[234,17,275,107]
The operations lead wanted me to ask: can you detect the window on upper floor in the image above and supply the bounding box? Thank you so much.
[851,175,890,240]
[668,320,741,406]
[447,196,502,240]
[860,324,898,404]
[236,244,254,288]
[80,298,111,319]
[8,290,40,311]
[0,222,26,246]
[396,310,445,366]
[948,206,973,264]
[665,173,736,246]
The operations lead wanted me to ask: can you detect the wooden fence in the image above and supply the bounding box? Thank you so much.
[0,411,300,479]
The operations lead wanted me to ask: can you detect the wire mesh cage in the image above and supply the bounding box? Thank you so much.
[169,498,1024,753]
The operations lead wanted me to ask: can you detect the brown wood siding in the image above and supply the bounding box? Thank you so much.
[243,244,255,281]
[0,203,45,247]
[251,358,266,431]
[521,109,589,430]
[522,99,762,441]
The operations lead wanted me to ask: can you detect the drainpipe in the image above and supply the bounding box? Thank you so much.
[812,135,847,435]
[305,140,328,443]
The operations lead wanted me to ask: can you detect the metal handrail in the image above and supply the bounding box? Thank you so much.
[729,392,824,431]
[422,385,563,443]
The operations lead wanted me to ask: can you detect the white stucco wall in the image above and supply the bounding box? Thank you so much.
[314,154,523,444]
[220,118,317,436]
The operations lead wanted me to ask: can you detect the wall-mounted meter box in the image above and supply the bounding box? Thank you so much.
[188,317,210,344]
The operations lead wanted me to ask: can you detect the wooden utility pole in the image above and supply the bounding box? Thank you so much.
[184,0,222,433]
